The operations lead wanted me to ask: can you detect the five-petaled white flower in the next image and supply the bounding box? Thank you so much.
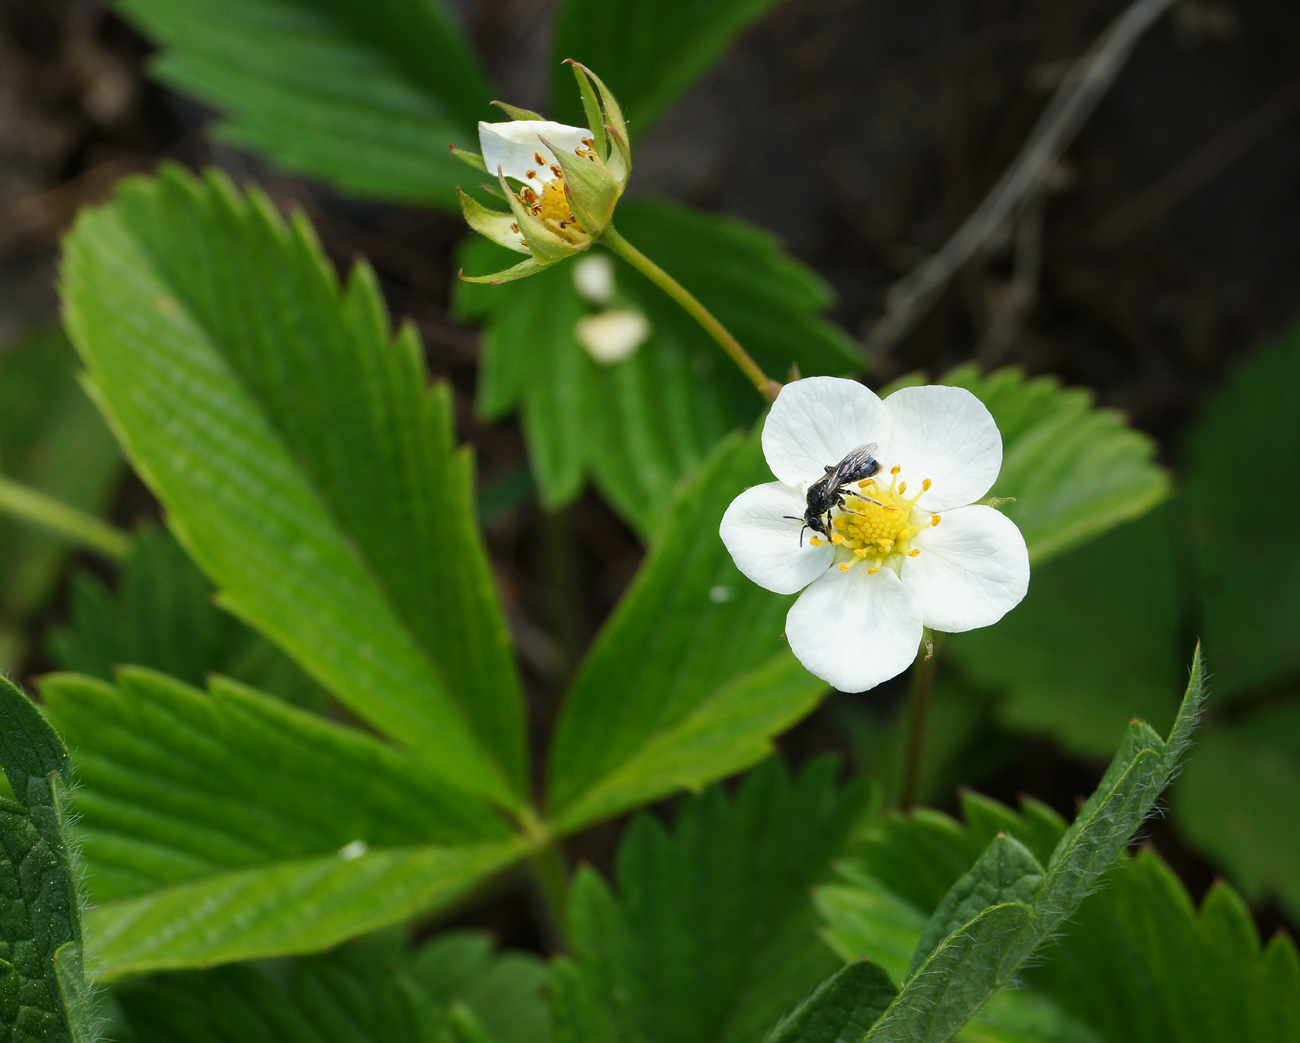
[719,377,1029,693]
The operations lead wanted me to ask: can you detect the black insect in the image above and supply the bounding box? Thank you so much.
[785,443,882,546]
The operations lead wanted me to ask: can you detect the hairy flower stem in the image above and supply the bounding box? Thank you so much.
[599,224,782,402]
[900,638,936,812]
[0,475,128,560]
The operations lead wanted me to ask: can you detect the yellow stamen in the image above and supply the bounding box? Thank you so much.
[922,478,932,491]
[867,566,880,574]
[890,465,901,475]
[898,481,907,495]
[823,463,938,581]
[932,514,941,526]
[908,548,920,557]
[838,563,851,572]
[808,535,821,547]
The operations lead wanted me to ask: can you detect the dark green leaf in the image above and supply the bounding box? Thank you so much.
[1174,703,1300,923]
[550,0,784,129]
[553,759,866,1043]
[947,505,1181,757]
[0,675,97,1042]
[455,197,859,534]
[546,431,825,834]
[112,930,548,1043]
[938,365,1170,563]
[116,0,491,207]
[0,325,120,653]
[62,166,526,806]
[49,525,322,707]
[1184,329,1300,697]
[762,961,896,1043]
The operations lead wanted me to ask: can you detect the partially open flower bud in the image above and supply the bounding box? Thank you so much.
[456,63,630,285]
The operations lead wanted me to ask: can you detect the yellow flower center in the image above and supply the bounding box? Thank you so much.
[808,466,941,575]
[515,151,590,246]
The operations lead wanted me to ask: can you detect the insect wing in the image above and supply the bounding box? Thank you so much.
[827,443,879,486]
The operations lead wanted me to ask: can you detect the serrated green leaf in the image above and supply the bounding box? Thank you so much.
[0,675,98,1043]
[553,759,866,1043]
[550,0,783,129]
[41,667,509,904]
[1174,703,1300,923]
[1184,329,1300,697]
[841,649,1207,1041]
[947,505,1181,757]
[48,526,322,707]
[938,365,1170,563]
[763,961,896,1043]
[111,930,548,1043]
[454,197,858,534]
[116,0,491,208]
[546,431,825,832]
[61,166,526,807]
[909,835,1043,978]
[88,838,521,980]
[819,774,1296,1040]
[0,325,120,656]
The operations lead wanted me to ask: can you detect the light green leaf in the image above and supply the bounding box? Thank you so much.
[1184,329,1300,697]
[455,197,859,534]
[41,667,509,904]
[550,0,784,130]
[947,504,1181,757]
[49,525,321,707]
[553,759,867,1043]
[0,675,99,1042]
[116,0,491,207]
[0,325,120,656]
[1174,703,1300,923]
[111,930,546,1043]
[61,166,526,806]
[762,961,896,1043]
[546,431,825,833]
[937,364,1170,563]
[88,838,520,981]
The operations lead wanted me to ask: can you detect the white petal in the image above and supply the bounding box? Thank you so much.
[762,377,893,487]
[575,309,649,364]
[882,385,1002,511]
[785,565,924,693]
[719,482,835,595]
[478,120,592,194]
[902,504,1028,632]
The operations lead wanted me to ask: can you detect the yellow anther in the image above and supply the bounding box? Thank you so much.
[897,528,910,540]
[890,465,901,475]
[879,538,893,548]
[898,481,907,495]
[808,535,821,547]
[931,514,941,526]
[831,532,845,544]
[838,563,851,572]
[854,548,868,558]
[922,478,932,491]
[833,517,846,530]
[867,566,880,574]
[908,548,920,557]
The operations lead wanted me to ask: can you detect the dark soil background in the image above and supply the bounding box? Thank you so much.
[3,0,1299,944]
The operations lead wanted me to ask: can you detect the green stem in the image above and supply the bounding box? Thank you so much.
[519,808,570,952]
[0,476,128,560]
[900,638,936,812]
[599,224,782,402]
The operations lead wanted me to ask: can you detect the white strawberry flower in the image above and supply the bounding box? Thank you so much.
[719,377,1029,693]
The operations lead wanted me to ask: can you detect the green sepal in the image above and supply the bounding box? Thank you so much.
[448,145,487,172]
[568,62,608,161]
[495,168,581,264]
[541,134,620,232]
[565,61,629,148]
[490,100,545,121]
[604,121,632,184]
[458,255,554,285]
[457,188,530,255]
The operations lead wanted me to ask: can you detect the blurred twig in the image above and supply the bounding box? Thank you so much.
[864,0,1181,357]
